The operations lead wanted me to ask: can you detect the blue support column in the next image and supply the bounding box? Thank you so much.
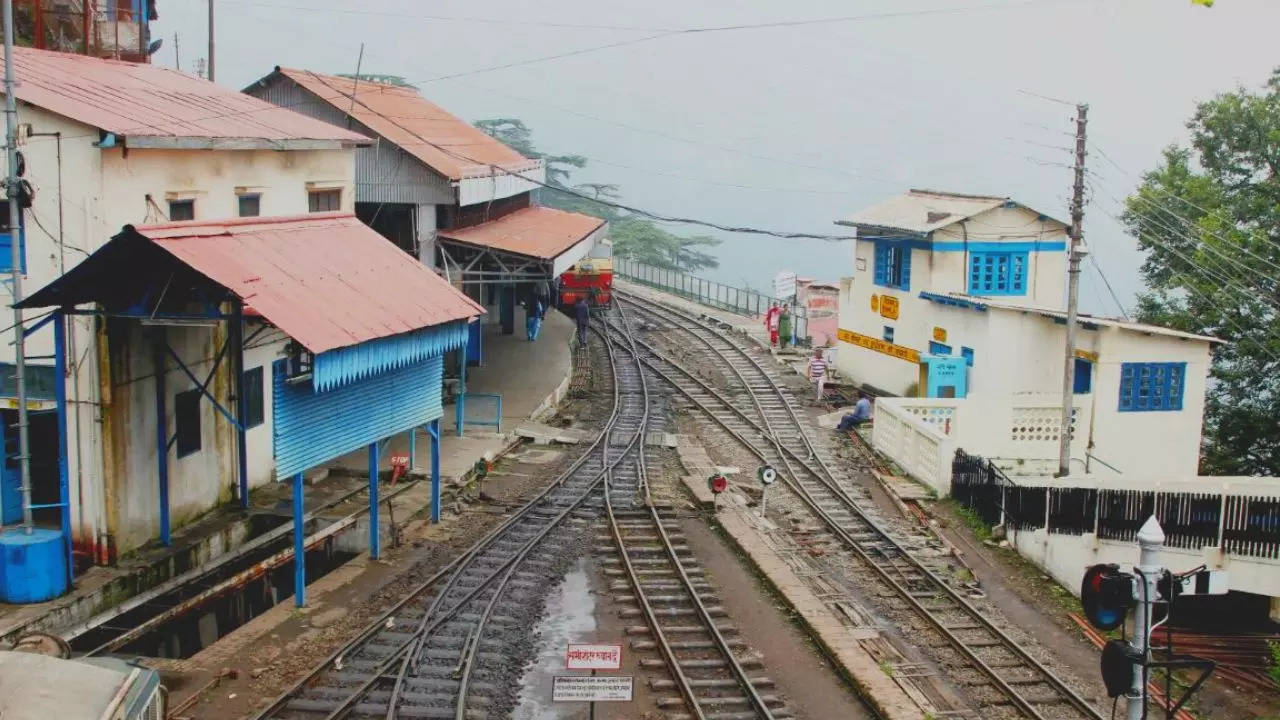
[232,302,249,508]
[408,425,417,471]
[429,420,441,524]
[456,348,466,437]
[368,441,380,559]
[152,331,171,546]
[293,472,306,607]
[53,310,72,583]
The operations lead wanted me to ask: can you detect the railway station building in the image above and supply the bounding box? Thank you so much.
[244,68,610,352]
[833,189,1220,482]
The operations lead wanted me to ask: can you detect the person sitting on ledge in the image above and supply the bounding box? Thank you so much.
[836,392,873,431]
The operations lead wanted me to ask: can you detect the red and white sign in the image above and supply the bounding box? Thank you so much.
[565,643,622,670]
[389,455,410,468]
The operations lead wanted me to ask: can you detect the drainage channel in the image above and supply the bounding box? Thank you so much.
[63,481,417,659]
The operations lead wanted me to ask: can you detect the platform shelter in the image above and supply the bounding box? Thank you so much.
[18,213,483,606]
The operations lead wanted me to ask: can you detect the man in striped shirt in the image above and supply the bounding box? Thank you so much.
[807,348,828,402]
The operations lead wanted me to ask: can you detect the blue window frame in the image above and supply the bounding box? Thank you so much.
[873,240,911,291]
[1118,362,1185,412]
[929,341,952,356]
[1073,358,1092,394]
[0,211,26,274]
[968,250,1027,295]
[882,326,894,343]
[961,347,975,366]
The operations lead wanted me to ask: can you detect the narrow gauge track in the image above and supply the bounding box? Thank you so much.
[603,303,783,720]
[256,317,646,720]
[613,290,1103,720]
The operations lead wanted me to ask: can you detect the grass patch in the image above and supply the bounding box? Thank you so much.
[941,497,993,542]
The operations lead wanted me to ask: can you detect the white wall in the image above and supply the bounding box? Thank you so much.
[0,103,356,560]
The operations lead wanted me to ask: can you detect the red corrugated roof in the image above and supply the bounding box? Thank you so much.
[138,213,484,354]
[438,207,607,260]
[5,47,368,146]
[273,68,530,180]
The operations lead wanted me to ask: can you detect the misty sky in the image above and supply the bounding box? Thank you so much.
[153,0,1278,315]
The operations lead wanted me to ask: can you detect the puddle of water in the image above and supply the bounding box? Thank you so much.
[512,558,596,720]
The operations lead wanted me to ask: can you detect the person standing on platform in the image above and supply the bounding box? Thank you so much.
[525,295,544,341]
[765,302,780,347]
[778,303,793,350]
[807,348,828,403]
[574,296,590,346]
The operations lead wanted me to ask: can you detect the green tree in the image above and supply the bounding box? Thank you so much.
[1122,69,1280,475]
[475,118,721,272]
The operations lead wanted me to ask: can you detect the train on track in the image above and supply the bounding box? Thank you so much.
[558,257,613,308]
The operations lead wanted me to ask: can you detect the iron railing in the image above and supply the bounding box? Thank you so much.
[950,450,1280,560]
[614,257,808,341]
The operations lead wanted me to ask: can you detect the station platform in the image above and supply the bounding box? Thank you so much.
[0,310,576,646]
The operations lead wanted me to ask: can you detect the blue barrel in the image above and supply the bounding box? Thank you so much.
[0,527,68,603]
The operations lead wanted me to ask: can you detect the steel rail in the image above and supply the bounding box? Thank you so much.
[607,301,776,720]
[442,315,652,720]
[255,332,635,720]
[611,294,1102,720]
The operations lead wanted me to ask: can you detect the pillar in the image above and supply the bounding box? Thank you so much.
[499,285,515,335]
[456,347,466,437]
[430,419,441,524]
[368,441,380,559]
[152,330,170,546]
[232,301,249,508]
[293,472,305,607]
[53,309,72,583]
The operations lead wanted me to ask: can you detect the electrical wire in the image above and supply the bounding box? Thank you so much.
[1088,253,1129,321]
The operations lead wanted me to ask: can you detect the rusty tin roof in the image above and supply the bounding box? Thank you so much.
[439,207,607,260]
[5,46,369,149]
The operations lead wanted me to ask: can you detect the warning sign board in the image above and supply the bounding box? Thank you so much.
[565,644,622,670]
[553,675,634,702]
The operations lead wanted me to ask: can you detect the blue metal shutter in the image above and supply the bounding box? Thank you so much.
[873,242,887,286]
[899,244,911,291]
[273,354,444,478]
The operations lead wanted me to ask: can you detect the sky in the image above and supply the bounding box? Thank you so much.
[153,0,1279,315]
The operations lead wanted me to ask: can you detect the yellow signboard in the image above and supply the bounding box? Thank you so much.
[880,295,900,320]
[933,327,948,343]
[870,294,879,313]
[838,328,920,364]
[1074,349,1099,363]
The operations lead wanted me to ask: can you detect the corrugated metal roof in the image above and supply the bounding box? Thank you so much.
[272,68,529,181]
[5,46,369,148]
[837,189,1064,235]
[138,213,484,353]
[438,207,607,260]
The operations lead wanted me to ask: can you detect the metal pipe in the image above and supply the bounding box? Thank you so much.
[53,309,71,582]
[368,441,380,559]
[292,471,305,607]
[4,0,32,532]
[232,301,248,507]
[152,331,170,545]
[429,419,440,524]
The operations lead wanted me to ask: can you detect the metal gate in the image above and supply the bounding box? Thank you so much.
[273,355,444,478]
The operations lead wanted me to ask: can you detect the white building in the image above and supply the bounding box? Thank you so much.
[0,47,369,563]
[834,189,1220,486]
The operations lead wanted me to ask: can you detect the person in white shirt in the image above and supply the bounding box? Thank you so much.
[807,348,828,402]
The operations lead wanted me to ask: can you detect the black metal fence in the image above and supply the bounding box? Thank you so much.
[950,450,1280,560]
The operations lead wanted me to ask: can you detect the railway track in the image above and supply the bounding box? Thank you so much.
[603,303,786,720]
[613,289,1104,720]
[256,304,782,720]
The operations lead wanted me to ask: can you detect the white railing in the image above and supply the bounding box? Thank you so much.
[872,398,954,495]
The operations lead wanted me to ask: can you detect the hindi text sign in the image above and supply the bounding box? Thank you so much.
[565,644,622,670]
[553,675,634,702]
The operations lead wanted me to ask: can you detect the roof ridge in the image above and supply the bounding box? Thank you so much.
[908,188,1008,201]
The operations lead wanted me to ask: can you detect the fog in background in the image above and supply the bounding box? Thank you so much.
[155,0,1279,313]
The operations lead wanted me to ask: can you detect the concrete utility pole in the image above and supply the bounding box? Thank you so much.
[1056,103,1087,477]
[1129,516,1165,720]
[3,0,32,530]
[207,0,215,82]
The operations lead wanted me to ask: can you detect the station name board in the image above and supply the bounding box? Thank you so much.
[838,328,920,364]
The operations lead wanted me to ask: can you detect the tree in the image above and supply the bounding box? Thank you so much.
[475,118,721,273]
[1122,69,1280,475]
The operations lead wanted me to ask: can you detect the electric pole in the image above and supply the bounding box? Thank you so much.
[207,0,215,82]
[1056,103,1088,477]
[174,32,180,71]
[3,0,32,531]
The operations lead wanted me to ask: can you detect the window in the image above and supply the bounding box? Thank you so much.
[968,251,1028,295]
[0,204,25,273]
[1073,358,1092,394]
[238,194,261,218]
[873,240,911,291]
[168,199,195,221]
[1118,362,1185,412]
[961,346,975,366]
[882,326,894,343]
[929,341,952,356]
[242,366,264,428]
[308,189,341,212]
[175,388,202,457]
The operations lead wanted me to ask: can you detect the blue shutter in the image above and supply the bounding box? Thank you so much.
[273,354,444,478]
[1073,358,1092,394]
[899,245,911,291]
[873,242,887,286]
[0,225,26,274]
[928,341,952,355]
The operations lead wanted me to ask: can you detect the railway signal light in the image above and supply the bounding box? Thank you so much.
[757,465,777,486]
[707,474,728,494]
[1100,639,1139,698]
[1080,563,1133,631]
